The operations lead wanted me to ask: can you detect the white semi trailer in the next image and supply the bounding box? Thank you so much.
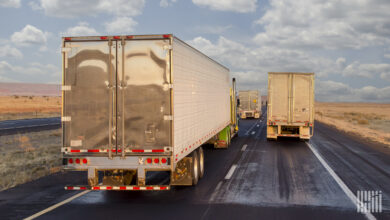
[238,90,261,119]
[61,34,238,190]
[267,72,314,140]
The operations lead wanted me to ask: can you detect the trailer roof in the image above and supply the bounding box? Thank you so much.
[62,34,230,72]
[268,72,314,75]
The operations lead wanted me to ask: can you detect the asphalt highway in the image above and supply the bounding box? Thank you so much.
[0,109,389,220]
[0,117,60,135]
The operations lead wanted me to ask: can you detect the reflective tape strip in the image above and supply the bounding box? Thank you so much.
[65,186,170,191]
[64,148,169,153]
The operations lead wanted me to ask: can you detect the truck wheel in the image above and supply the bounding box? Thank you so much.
[192,150,199,185]
[198,147,204,178]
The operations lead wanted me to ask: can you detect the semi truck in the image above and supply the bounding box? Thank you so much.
[267,72,314,140]
[238,90,261,119]
[61,34,238,191]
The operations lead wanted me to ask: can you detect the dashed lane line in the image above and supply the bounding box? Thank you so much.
[224,165,237,180]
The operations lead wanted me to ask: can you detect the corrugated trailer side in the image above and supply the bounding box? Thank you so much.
[172,37,231,163]
[267,72,314,140]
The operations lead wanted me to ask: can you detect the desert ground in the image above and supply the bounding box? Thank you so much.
[315,102,390,146]
[0,96,61,121]
[0,129,62,191]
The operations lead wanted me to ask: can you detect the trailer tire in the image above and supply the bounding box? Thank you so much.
[192,151,199,185]
[198,147,204,179]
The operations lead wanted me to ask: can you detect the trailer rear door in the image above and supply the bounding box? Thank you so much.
[292,74,313,123]
[269,73,289,122]
[62,37,171,156]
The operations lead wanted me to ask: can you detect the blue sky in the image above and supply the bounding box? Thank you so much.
[0,0,389,102]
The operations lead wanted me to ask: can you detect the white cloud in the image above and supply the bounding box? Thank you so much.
[254,0,390,50]
[62,22,99,36]
[192,25,232,35]
[0,0,20,8]
[11,25,48,47]
[36,0,145,18]
[104,17,137,34]
[342,62,390,79]
[0,61,60,81]
[0,45,23,59]
[384,54,390,59]
[316,80,390,102]
[192,0,257,13]
[160,0,177,8]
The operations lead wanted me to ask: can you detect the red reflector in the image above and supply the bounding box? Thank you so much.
[82,158,87,164]
[93,186,100,190]
[126,35,133,39]
[146,158,152,164]
[80,186,86,190]
[154,158,159,163]
[160,186,167,190]
[113,36,120,39]
[146,186,154,190]
[120,186,126,190]
[163,34,171,38]
[70,149,80,153]
[106,186,112,190]
[100,36,108,40]
[68,158,73,164]
[161,158,167,164]
[75,158,80,164]
[132,149,144,152]
[67,186,73,190]
[133,186,140,190]
[152,149,164,152]
[64,37,71,41]
[88,149,99,153]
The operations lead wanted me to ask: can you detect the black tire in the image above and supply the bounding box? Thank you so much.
[198,147,204,179]
[192,150,199,185]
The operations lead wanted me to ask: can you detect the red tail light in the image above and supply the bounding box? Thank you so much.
[75,158,80,164]
[68,158,73,164]
[82,158,88,164]
[154,158,159,164]
[146,158,152,164]
[161,158,167,164]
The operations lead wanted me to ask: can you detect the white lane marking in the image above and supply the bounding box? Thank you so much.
[224,164,237,180]
[209,181,223,203]
[241,144,247,151]
[306,142,376,220]
[251,131,255,135]
[23,190,90,220]
[244,120,260,135]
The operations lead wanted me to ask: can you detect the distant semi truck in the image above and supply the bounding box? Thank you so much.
[61,34,239,191]
[267,72,314,140]
[238,90,261,119]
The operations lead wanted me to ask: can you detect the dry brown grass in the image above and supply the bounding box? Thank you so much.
[0,95,61,120]
[0,129,62,191]
[315,102,390,146]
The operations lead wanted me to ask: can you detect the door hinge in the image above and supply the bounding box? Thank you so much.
[62,85,71,91]
[164,115,173,121]
[62,116,71,122]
